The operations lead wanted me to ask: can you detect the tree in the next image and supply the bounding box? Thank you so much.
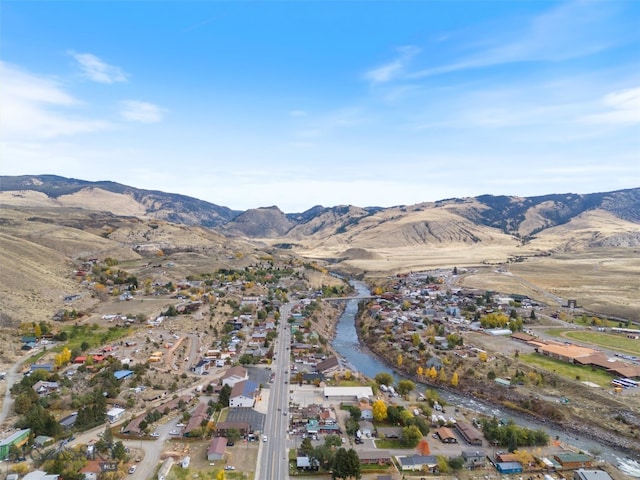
[300,437,313,456]
[332,448,355,480]
[324,434,342,447]
[428,366,438,381]
[450,371,459,387]
[438,368,447,383]
[397,353,403,367]
[374,372,393,386]
[401,425,423,447]
[346,448,361,480]
[216,470,225,480]
[111,441,127,461]
[103,424,114,446]
[417,438,431,455]
[219,384,232,407]
[397,379,415,396]
[226,428,241,443]
[372,399,387,422]
[416,366,424,377]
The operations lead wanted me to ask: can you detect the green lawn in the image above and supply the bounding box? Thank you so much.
[520,353,614,387]
[561,331,640,356]
[58,324,132,352]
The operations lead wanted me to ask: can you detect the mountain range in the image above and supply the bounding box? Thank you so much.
[1,174,639,326]
[2,175,639,244]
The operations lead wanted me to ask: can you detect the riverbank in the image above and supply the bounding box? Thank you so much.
[353,308,640,460]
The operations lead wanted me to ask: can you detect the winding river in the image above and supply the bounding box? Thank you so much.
[331,280,640,476]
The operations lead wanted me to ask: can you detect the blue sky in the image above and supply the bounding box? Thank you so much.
[2,1,639,212]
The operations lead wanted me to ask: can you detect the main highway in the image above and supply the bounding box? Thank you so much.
[256,302,293,480]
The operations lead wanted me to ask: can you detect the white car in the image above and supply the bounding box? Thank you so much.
[150,432,160,438]
[262,435,268,442]
[169,430,180,435]
[128,465,137,474]
[224,466,236,470]
[176,423,186,427]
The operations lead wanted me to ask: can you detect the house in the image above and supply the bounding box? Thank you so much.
[462,450,486,469]
[357,450,391,465]
[113,370,133,381]
[30,363,54,373]
[455,421,483,445]
[193,359,210,376]
[184,403,209,436]
[0,429,30,460]
[323,386,373,402]
[435,426,458,443]
[296,456,320,470]
[554,453,593,469]
[59,412,78,429]
[358,400,373,420]
[496,462,523,474]
[315,356,340,375]
[222,366,249,388]
[213,422,250,437]
[207,437,227,461]
[376,426,402,439]
[106,407,126,423]
[358,421,374,438]
[397,454,438,472]
[574,470,613,480]
[33,435,55,448]
[32,381,59,396]
[229,380,258,408]
[23,471,60,480]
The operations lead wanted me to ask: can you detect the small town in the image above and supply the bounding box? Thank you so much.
[0,256,638,480]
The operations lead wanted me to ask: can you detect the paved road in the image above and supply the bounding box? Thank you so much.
[256,302,293,480]
[1,350,36,424]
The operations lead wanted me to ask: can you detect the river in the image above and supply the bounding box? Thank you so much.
[331,280,640,477]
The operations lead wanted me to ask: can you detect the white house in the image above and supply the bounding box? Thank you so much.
[106,407,126,424]
[222,366,249,388]
[229,380,258,408]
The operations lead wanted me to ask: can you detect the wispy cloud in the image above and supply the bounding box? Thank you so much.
[119,100,166,123]
[581,87,640,126]
[369,1,630,80]
[364,45,420,84]
[0,61,111,139]
[69,51,128,83]
[289,110,307,117]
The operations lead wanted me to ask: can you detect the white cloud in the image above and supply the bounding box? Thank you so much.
[364,45,420,84]
[581,87,640,126]
[408,1,627,79]
[119,100,166,123]
[289,110,307,117]
[0,61,111,139]
[69,51,128,84]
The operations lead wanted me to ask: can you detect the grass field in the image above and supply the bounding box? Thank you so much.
[543,329,640,356]
[520,353,614,387]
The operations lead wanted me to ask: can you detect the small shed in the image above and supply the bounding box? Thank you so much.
[207,437,227,461]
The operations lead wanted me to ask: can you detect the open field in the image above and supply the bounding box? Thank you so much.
[544,329,640,357]
[519,353,614,387]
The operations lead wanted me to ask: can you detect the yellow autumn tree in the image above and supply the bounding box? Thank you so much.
[428,366,438,381]
[397,354,403,367]
[54,347,72,368]
[450,371,459,387]
[372,399,388,422]
[478,351,488,362]
[438,368,447,383]
[416,366,424,377]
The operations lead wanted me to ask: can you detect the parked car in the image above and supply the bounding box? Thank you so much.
[150,432,160,438]
[169,430,180,435]
[226,440,235,446]
[128,465,137,474]
[224,466,236,471]
[176,423,186,427]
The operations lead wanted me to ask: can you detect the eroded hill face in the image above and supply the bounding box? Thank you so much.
[1,176,639,321]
